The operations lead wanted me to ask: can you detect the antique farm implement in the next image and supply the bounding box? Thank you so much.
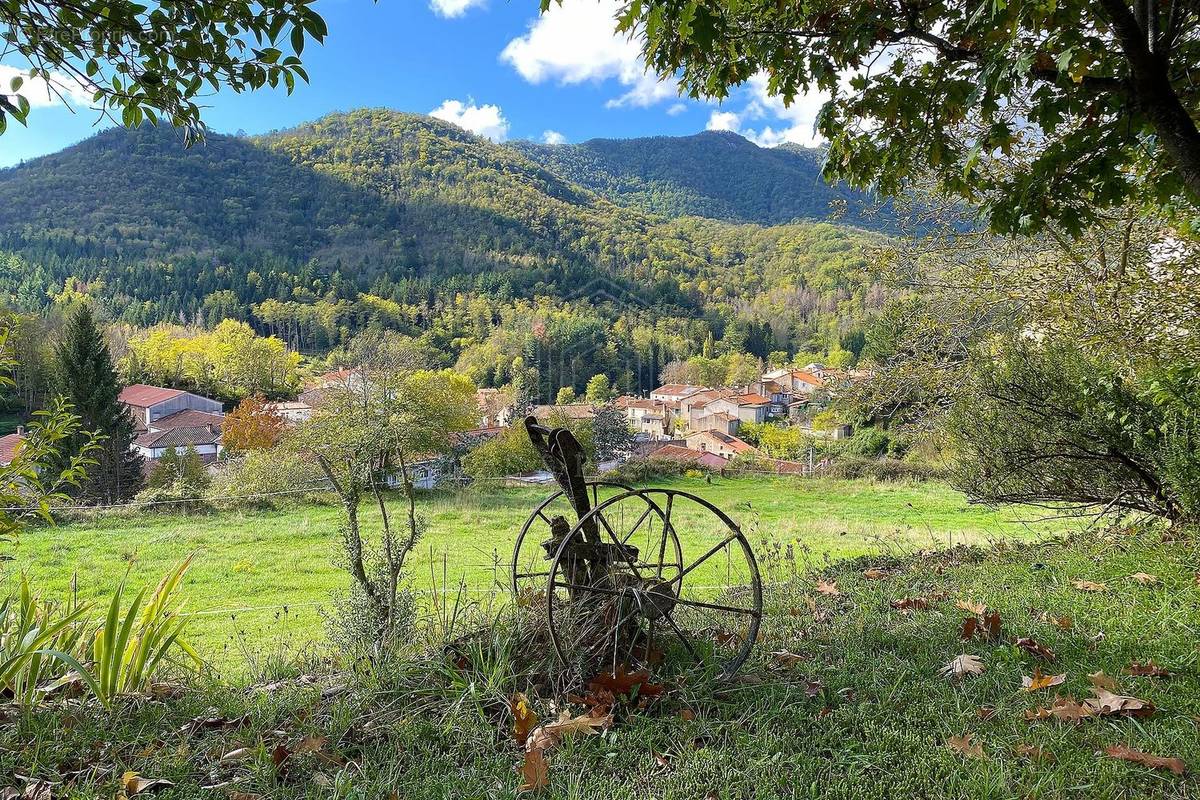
[511,416,763,675]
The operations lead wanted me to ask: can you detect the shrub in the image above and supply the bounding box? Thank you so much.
[824,455,941,482]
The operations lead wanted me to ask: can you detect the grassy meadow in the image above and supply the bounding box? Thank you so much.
[5,476,1060,665]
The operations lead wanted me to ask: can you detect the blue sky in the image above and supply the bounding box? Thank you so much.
[0,0,827,167]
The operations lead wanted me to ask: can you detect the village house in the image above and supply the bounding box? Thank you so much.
[264,400,313,423]
[119,385,226,461]
[0,428,24,467]
[119,384,223,431]
[615,395,672,439]
[643,443,727,471]
[683,429,758,461]
[477,388,514,428]
[649,384,708,404]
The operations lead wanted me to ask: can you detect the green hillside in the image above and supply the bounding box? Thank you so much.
[0,111,884,334]
[511,130,885,227]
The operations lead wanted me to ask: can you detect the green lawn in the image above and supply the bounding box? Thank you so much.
[3,523,1196,799]
[7,476,1058,665]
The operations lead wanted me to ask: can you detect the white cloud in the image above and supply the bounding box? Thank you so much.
[501,0,679,110]
[666,102,688,116]
[542,129,567,145]
[429,99,510,141]
[706,110,740,132]
[703,74,827,148]
[428,0,486,18]
[0,64,94,108]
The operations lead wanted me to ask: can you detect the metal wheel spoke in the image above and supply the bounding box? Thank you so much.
[659,594,759,616]
[660,611,704,663]
[678,533,741,580]
[655,494,673,580]
[620,505,654,544]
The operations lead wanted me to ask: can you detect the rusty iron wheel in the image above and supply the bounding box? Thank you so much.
[510,480,634,598]
[545,488,763,677]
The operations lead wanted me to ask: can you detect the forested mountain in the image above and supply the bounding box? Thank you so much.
[0,110,887,396]
[512,131,885,228]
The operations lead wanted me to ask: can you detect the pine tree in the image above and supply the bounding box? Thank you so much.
[53,305,144,503]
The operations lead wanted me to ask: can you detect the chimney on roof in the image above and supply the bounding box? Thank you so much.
[15,425,24,436]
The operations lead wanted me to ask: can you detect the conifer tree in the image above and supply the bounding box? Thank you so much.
[53,305,144,503]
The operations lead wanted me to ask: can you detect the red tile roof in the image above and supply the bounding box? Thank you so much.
[792,370,825,387]
[0,433,23,465]
[647,444,727,470]
[119,384,185,408]
[687,430,757,453]
[734,393,772,406]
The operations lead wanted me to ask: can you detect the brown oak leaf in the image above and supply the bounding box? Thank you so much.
[1022,669,1066,691]
[1014,744,1055,763]
[890,597,931,611]
[511,693,538,746]
[1129,572,1160,586]
[940,654,985,679]
[1024,695,1093,724]
[1014,637,1056,660]
[1072,579,1107,592]
[1126,660,1171,678]
[815,579,840,596]
[862,568,889,580]
[1088,671,1119,692]
[519,749,550,792]
[1084,689,1155,718]
[1103,744,1186,775]
[946,733,984,758]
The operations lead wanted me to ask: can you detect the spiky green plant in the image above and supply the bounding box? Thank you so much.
[49,555,202,708]
[0,576,90,704]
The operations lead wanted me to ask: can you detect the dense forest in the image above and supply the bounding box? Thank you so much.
[0,110,886,397]
[511,131,888,228]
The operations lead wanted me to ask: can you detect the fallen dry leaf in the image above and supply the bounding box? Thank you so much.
[587,667,664,699]
[1014,637,1056,661]
[1022,670,1067,691]
[519,749,549,792]
[1127,660,1171,678]
[678,708,695,721]
[271,742,290,769]
[946,733,985,759]
[1014,744,1055,763]
[1103,744,1187,775]
[1129,572,1160,586]
[959,616,979,641]
[121,772,174,795]
[1084,689,1155,718]
[511,693,538,746]
[890,597,931,611]
[956,599,987,616]
[981,610,1002,641]
[1088,671,1119,692]
[526,710,612,753]
[940,654,985,679]
[652,750,671,770]
[862,568,889,580]
[1024,695,1093,724]
[219,747,253,763]
[977,706,998,721]
[1072,579,1107,592]
[771,650,805,667]
[1038,611,1074,630]
[815,579,840,596]
[295,735,327,755]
